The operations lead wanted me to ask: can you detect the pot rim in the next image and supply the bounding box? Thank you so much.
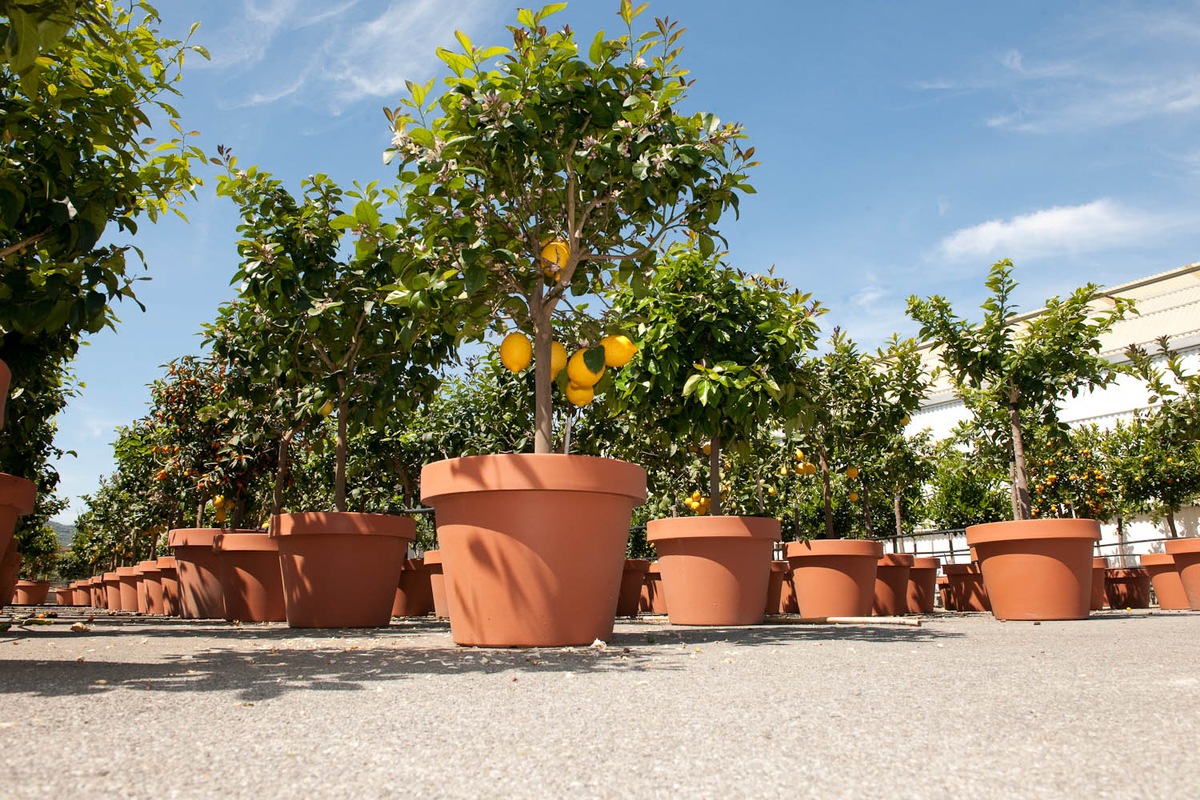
[420,453,647,504]
[941,563,983,575]
[136,560,162,573]
[877,553,915,567]
[0,473,37,515]
[1164,538,1200,555]
[1092,557,1110,568]
[270,512,415,540]
[1105,568,1148,578]
[115,566,139,577]
[966,518,1100,546]
[911,557,940,569]
[646,515,781,543]
[168,527,247,548]
[155,556,177,569]
[624,558,651,572]
[422,549,442,566]
[213,531,279,553]
[784,539,883,559]
[1139,553,1174,567]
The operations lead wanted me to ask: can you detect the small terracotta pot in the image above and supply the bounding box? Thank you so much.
[1163,538,1200,610]
[88,576,103,608]
[906,557,940,613]
[273,512,414,628]
[936,575,952,610]
[156,557,180,616]
[967,518,1099,621]
[393,558,435,618]
[169,528,230,619]
[136,560,164,614]
[13,579,51,605]
[1140,553,1190,610]
[115,566,140,611]
[1090,557,1109,611]
[72,582,91,607]
[424,550,449,619]
[872,553,914,616]
[647,516,780,626]
[422,454,646,647]
[55,586,74,606]
[102,572,121,610]
[786,539,883,617]
[941,563,990,612]
[616,558,650,617]
[214,531,287,623]
[1105,568,1151,609]
[765,560,796,615]
[640,561,668,614]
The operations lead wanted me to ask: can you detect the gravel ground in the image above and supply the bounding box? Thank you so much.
[0,608,1197,799]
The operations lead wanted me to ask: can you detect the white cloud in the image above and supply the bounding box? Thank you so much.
[937,199,1190,261]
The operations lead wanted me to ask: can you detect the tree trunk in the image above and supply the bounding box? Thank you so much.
[334,395,349,513]
[272,432,292,516]
[893,492,904,542]
[230,496,246,529]
[709,433,721,516]
[1009,400,1031,520]
[860,474,875,538]
[1166,508,1179,538]
[819,446,834,539]
[532,289,554,455]
[194,497,204,529]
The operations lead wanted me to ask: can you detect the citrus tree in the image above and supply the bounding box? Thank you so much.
[795,331,926,538]
[609,244,821,515]
[216,161,455,512]
[907,259,1133,521]
[388,0,756,453]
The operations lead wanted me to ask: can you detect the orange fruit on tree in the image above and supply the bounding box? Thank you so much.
[499,332,533,372]
[550,341,568,378]
[567,348,604,387]
[565,381,594,407]
[846,466,859,479]
[599,334,637,367]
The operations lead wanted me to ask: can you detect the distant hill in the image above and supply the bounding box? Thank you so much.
[49,520,76,548]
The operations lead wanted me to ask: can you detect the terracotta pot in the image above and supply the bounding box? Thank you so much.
[72,582,91,607]
[765,560,797,615]
[873,553,914,616]
[1090,557,1109,611]
[0,473,36,561]
[936,575,951,610]
[786,539,883,617]
[421,454,646,647]
[88,576,103,608]
[393,558,435,618]
[156,557,180,616]
[616,558,650,617]
[168,528,229,619]
[115,566,140,611]
[941,563,990,612]
[136,560,164,614]
[1104,567,1151,609]
[54,586,74,606]
[424,550,449,619]
[647,516,780,626]
[1163,539,1200,610]
[967,518,1099,621]
[906,557,940,614]
[1140,553,1190,610]
[640,561,668,614]
[13,579,50,605]
[273,512,413,628]
[214,531,286,623]
[102,572,121,610]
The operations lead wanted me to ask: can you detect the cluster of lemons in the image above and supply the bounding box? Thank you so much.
[499,332,637,407]
[212,494,229,524]
[683,490,711,514]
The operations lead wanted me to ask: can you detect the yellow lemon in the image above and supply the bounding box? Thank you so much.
[567,349,604,387]
[541,239,569,269]
[565,381,594,407]
[804,463,817,476]
[599,334,637,367]
[213,494,225,509]
[767,486,777,496]
[849,492,859,502]
[499,332,533,372]
[794,449,805,462]
[900,414,910,426]
[846,467,859,479]
[702,443,711,456]
[550,341,568,378]
[319,399,334,417]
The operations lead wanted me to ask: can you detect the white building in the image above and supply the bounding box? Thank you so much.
[903,261,1200,564]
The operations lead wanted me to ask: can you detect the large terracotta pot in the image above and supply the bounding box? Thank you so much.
[0,473,36,562]
[393,558,435,618]
[72,581,91,607]
[0,539,19,610]
[88,576,103,609]
[872,553,914,616]
[421,454,646,647]
[136,560,164,614]
[1090,557,1109,611]
[115,567,140,611]
[942,563,990,612]
[102,572,121,610]
[906,557,940,613]
[1163,538,1200,610]
[54,586,74,606]
[13,579,50,605]
[967,518,1099,621]
[640,561,668,614]
[273,512,413,628]
[424,550,449,619]
[169,528,231,619]
[1140,553,1190,610]
[1105,567,1151,609]
[647,516,780,626]
[616,558,650,617]
[214,531,287,623]
[786,539,883,617]
[765,560,797,615]
[157,557,180,616]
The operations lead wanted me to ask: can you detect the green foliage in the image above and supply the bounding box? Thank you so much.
[907,259,1133,520]
[924,438,1010,529]
[1102,417,1200,537]
[390,0,757,452]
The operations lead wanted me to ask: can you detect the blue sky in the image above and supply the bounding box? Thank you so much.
[51,0,1200,521]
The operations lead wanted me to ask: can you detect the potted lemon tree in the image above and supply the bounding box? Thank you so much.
[907,259,1133,620]
[393,1,756,645]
